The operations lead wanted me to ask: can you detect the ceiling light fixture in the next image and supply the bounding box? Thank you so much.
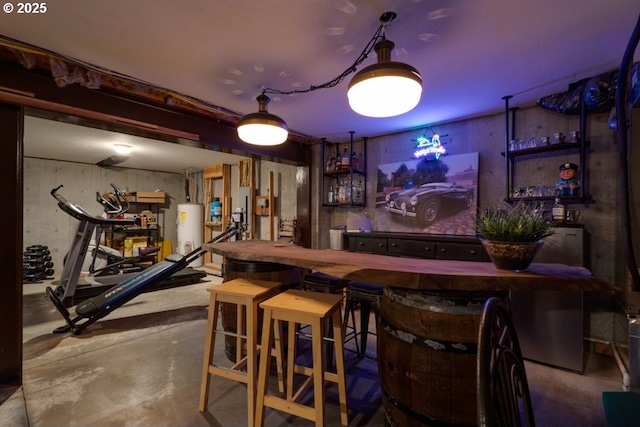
[347,37,422,117]
[113,144,132,154]
[236,94,288,146]
[236,11,421,146]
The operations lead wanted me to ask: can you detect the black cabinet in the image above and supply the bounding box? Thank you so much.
[322,132,367,207]
[354,236,387,254]
[436,242,483,261]
[501,96,590,204]
[388,238,435,258]
[346,232,490,262]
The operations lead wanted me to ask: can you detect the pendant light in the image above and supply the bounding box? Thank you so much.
[347,37,422,117]
[236,94,288,146]
[236,11,421,145]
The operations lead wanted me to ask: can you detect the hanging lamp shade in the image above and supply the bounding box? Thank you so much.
[347,38,422,117]
[237,94,288,146]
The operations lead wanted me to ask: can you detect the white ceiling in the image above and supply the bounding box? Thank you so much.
[2,0,640,172]
[23,115,248,174]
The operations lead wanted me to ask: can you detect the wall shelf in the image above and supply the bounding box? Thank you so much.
[106,201,161,261]
[321,132,367,207]
[502,95,591,205]
[501,142,589,159]
[203,164,231,272]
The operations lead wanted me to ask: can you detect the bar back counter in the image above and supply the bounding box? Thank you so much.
[205,239,612,426]
[344,231,490,262]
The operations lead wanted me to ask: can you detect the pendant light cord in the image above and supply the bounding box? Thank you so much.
[262,12,396,97]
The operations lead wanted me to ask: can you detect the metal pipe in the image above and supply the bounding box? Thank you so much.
[584,336,630,390]
[502,95,512,200]
[616,12,640,291]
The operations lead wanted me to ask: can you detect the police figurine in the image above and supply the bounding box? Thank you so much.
[555,162,581,196]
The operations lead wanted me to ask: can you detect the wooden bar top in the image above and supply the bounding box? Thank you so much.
[205,240,614,292]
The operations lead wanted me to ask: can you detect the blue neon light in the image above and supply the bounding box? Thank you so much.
[413,134,447,159]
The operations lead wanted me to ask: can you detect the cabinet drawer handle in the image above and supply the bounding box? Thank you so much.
[425,246,431,251]
[470,250,477,255]
[440,248,446,253]
[359,242,364,246]
[391,243,397,247]
[378,243,384,247]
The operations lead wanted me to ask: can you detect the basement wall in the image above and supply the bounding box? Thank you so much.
[317,104,620,344]
[23,157,299,274]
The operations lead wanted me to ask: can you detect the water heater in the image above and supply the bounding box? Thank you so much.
[177,203,203,267]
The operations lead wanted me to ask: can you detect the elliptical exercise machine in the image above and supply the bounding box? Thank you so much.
[47,205,246,335]
[48,185,207,307]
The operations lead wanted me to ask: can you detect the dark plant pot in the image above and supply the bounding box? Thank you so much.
[481,239,544,272]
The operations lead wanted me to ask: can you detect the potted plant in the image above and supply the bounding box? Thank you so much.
[475,202,557,271]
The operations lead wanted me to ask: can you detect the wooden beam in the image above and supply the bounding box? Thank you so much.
[0,59,312,165]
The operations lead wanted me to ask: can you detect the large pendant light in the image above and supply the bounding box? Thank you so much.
[347,37,422,117]
[236,94,288,146]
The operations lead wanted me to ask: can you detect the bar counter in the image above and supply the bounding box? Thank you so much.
[205,239,614,426]
[204,240,613,292]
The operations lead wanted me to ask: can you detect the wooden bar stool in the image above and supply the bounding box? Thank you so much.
[199,278,285,426]
[255,289,349,427]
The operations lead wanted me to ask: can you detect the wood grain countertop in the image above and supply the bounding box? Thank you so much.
[204,240,614,292]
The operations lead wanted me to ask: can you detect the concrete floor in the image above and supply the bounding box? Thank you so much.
[0,272,629,427]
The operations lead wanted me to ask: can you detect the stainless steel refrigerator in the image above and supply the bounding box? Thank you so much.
[510,226,585,372]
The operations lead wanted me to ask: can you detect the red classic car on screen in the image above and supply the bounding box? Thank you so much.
[384,182,474,226]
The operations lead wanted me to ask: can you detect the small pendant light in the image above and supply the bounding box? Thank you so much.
[236,94,288,146]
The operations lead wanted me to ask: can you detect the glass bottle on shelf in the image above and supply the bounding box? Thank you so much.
[344,180,351,202]
[352,151,359,171]
[525,125,538,149]
[341,148,350,170]
[338,181,345,203]
[356,180,363,203]
[552,198,565,223]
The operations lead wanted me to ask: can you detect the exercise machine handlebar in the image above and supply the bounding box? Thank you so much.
[95,183,131,216]
[51,185,135,226]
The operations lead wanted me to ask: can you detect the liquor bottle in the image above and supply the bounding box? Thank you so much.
[328,186,334,203]
[341,148,350,170]
[344,180,351,202]
[356,180,363,203]
[552,198,565,223]
[352,151,359,171]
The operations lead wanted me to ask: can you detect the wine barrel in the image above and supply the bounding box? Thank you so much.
[221,259,301,362]
[378,287,498,427]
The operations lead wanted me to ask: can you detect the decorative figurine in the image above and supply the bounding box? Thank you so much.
[555,162,581,196]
